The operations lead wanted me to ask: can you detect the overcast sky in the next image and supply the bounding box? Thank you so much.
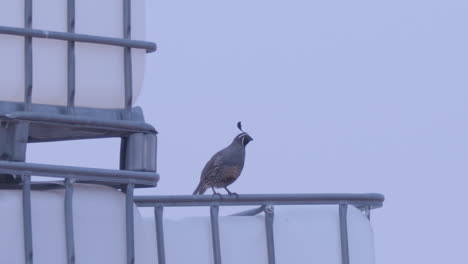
[28,0,468,263]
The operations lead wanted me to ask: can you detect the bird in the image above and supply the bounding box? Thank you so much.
[193,122,253,196]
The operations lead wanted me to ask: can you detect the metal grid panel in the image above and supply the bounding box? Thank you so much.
[0,0,156,114]
[135,193,385,264]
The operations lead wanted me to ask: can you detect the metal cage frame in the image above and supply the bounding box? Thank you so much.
[0,2,385,264]
[0,1,158,264]
[135,193,385,264]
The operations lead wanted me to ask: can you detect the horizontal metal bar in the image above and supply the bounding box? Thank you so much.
[0,160,159,187]
[0,25,156,53]
[0,181,65,190]
[0,112,156,134]
[135,193,384,208]
[0,101,147,122]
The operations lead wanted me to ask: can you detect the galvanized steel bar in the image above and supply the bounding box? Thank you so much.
[210,206,222,264]
[22,175,33,264]
[24,0,33,111]
[154,206,166,264]
[1,112,156,133]
[64,179,75,264]
[0,160,159,187]
[135,193,384,208]
[264,205,276,264]
[0,26,156,52]
[339,204,350,264]
[119,137,128,170]
[67,0,76,113]
[123,0,133,113]
[125,184,135,264]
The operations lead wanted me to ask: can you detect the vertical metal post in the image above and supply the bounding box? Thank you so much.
[67,0,76,113]
[210,205,222,264]
[64,179,75,264]
[24,0,33,111]
[119,137,128,170]
[125,184,135,264]
[339,204,350,264]
[123,0,133,114]
[22,175,33,264]
[154,206,166,264]
[364,206,371,220]
[264,205,276,264]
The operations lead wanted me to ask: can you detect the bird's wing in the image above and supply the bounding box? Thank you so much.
[200,151,224,180]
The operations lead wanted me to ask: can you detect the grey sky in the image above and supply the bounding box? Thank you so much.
[28,0,468,263]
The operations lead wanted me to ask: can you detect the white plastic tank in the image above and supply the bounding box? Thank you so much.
[0,185,376,264]
[0,184,155,264]
[144,206,376,264]
[0,0,147,108]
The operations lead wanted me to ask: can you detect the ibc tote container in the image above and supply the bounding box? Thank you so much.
[0,0,148,108]
[0,1,384,264]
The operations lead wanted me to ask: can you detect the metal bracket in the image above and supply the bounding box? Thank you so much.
[0,121,29,161]
[121,133,157,172]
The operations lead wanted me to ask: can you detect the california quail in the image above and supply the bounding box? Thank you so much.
[193,122,253,195]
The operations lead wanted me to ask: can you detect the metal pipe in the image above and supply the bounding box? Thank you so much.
[0,160,159,187]
[339,204,350,264]
[210,206,222,264]
[125,184,135,264]
[154,206,166,264]
[1,112,156,134]
[264,205,276,264]
[135,193,384,208]
[24,0,33,111]
[123,0,133,114]
[22,175,33,264]
[64,179,75,264]
[0,26,157,53]
[67,0,76,113]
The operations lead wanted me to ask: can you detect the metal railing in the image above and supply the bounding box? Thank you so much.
[135,193,385,264]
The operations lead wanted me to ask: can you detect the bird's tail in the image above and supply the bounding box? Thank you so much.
[192,182,207,195]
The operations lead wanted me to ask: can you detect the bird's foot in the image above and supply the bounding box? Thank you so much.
[211,192,223,200]
[224,187,239,199]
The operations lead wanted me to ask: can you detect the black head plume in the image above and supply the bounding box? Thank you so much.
[234,121,253,146]
[237,121,244,132]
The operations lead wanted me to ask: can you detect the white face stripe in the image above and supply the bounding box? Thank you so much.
[238,133,249,146]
